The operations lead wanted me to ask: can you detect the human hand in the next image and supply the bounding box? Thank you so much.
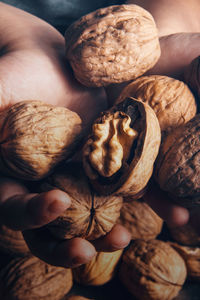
[0,3,131,268]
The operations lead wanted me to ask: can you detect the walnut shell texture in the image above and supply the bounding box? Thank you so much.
[65,4,160,87]
[170,242,200,282]
[117,198,163,240]
[83,97,161,197]
[0,224,30,257]
[41,162,123,240]
[73,250,123,286]
[119,239,187,300]
[0,100,82,180]
[155,114,200,207]
[116,75,197,134]
[0,255,73,300]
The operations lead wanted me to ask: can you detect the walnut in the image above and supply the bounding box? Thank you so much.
[116,75,197,134]
[41,161,123,240]
[83,97,161,197]
[73,250,123,286]
[0,255,73,300]
[0,224,30,257]
[65,4,160,87]
[119,239,187,300]
[0,100,82,180]
[184,55,200,99]
[117,198,163,240]
[155,114,200,207]
[170,242,200,282]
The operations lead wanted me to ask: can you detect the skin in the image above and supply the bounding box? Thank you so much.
[0,0,200,266]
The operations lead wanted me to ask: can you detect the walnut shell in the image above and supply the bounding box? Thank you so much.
[41,162,123,240]
[119,239,187,300]
[117,198,163,240]
[0,100,82,180]
[0,255,73,300]
[170,242,200,282]
[155,114,200,207]
[184,55,200,99]
[116,75,197,134]
[72,250,123,286]
[65,4,160,87]
[0,224,30,257]
[83,97,161,197]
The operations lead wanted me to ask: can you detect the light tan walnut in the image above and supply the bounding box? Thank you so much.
[72,250,123,286]
[155,114,200,207]
[119,239,187,300]
[170,242,200,282]
[83,97,161,197]
[0,224,30,257]
[0,255,73,300]
[116,75,197,135]
[65,4,160,87]
[41,162,123,240]
[0,100,82,180]
[117,198,163,240]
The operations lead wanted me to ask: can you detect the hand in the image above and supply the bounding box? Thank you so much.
[0,3,131,268]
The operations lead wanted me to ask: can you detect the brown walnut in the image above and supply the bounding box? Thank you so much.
[119,239,187,300]
[65,4,160,87]
[41,162,123,240]
[170,242,200,282]
[116,75,197,134]
[83,97,161,197]
[0,255,73,300]
[0,100,82,180]
[117,198,163,240]
[72,250,123,286]
[155,114,200,207]
[0,224,30,257]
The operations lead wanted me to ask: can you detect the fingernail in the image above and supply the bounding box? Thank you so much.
[47,191,71,214]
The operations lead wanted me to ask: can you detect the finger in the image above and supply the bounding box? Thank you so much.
[23,228,97,268]
[144,184,189,228]
[92,224,131,252]
[0,178,71,230]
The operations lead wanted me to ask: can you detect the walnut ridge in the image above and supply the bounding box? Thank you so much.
[65,4,161,87]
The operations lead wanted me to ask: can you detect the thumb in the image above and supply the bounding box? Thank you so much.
[0,177,71,230]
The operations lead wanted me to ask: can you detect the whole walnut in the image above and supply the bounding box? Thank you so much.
[72,250,123,286]
[0,224,30,257]
[65,4,160,87]
[119,239,187,300]
[83,97,161,197]
[41,161,123,240]
[155,114,200,207]
[0,255,73,300]
[0,100,82,180]
[116,75,197,135]
[118,198,163,240]
[170,242,200,282]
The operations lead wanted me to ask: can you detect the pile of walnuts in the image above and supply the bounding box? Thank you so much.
[0,4,200,300]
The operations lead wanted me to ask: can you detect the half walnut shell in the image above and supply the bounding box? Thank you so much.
[83,98,161,197]
[155,114,200,207]
[65,4,160,87]
[0,100,82,180]
[41,162,123,240]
